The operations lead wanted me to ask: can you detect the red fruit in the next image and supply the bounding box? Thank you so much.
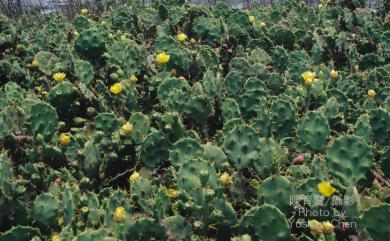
[294,154,304,165]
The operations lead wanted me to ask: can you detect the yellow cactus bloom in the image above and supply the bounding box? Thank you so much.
[330,70,338,79]
[120,34,127,41]
[31,59,39,68]
[81,207,89,213]
[308,219,323,236]
[60,133,71,146]
[166,188,178,198]
[110,83,124,95]
[259,21,267,28]
[129,171,140,183]
[80,8,88,15]
[190,38,197,44]
[249,15,255,23]
[53,72,66,82]
[113,206,126,223]
[322,221,335,234]
[129,75,138,83]
[301,71,316,82]
[121,122,133,135]
[177,33,187,42]
[156,52,170,64]
[368,89,376,98]
[219,172,233,186]
[301,71,316,87]
[57,217,64,226]
[317,181,336,197]
[52,235,60,241]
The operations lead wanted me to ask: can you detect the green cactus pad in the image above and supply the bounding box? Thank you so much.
[30,102,58,141]
[223,125,260,169]
[363,204,390,241]
[140,131,171,168]
[298,111,330,151]
[271,99,296,139]
[326,135,373,187]
[169,137,203,167]
[32,193,60,227]
[258,175,294,212]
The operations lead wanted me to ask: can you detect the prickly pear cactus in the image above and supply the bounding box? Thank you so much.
[363,204,390,241]
[32,193,60,227]
[258,175,294,212]
[74,29,106,59]
[223,125,260,169]
[240,204,290,241]
[326,135,373,187]
[30,102,58,141]
[298,111,330,151]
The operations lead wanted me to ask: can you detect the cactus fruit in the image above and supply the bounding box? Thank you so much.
[326,135,373,187]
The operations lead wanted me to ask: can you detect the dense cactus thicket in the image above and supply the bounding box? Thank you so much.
[0,0,390,240]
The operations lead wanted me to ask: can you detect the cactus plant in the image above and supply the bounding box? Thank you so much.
[326,135,373,187]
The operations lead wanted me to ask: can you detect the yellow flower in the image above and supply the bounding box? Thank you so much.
[317,181,336,197]
[308,219,323,236]
[259,21,267,28]
[355,64,359,71]
[81,207,89,213]
[110,83,124,95]
[72,31,79,38]
[60,133,71,146]
[156,52,170,65]
[113,206,126,223]
[219,172,233,186]
[53,72,66,82]
[31,60,39,68]
[330,70,338,79]
[129,75,138,83]
[166,188,178,199]
[52,235,60,241]
[120,34,127,41]
[57,217,64,226]
[81,8,88,15]
[301,71,316,82]
[322,221,334,234]
[129,171,140,183]
[368,89,376,98]
[190,38,197,44]
[101,21,107,26]
[177,33,187,42]
[249,15,255,23]
[301,71,316,87]
[121,122,133,135]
